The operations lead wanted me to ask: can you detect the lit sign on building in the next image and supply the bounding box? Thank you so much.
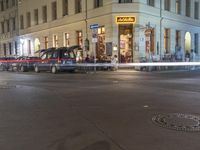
[115,16,136,24]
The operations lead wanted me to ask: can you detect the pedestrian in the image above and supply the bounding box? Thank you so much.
[85,54,90,63]
[175,47,183,62]
[111,55,118,71]
[185,50,190,62]
[190,49,196,70]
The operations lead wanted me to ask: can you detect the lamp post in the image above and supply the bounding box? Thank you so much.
[84,0,89,51]
[160,0,163,59]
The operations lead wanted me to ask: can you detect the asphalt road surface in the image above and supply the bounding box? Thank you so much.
[0,70,200,150]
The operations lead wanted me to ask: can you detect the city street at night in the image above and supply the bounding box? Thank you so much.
[0,71,200,150]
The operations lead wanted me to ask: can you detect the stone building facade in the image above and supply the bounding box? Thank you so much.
[0,0,18,57]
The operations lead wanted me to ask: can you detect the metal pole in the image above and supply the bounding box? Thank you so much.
[94,42,96,73]
[160,0,163,60]
[85,0,88,39]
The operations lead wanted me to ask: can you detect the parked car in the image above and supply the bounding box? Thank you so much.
[11,56,41,72]
[0,57,16,71]
[34,46,79,73]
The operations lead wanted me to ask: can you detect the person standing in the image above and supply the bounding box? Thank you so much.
[190,49,196,70]
[111,55,118,71]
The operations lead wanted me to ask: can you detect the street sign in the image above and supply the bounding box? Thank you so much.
[90,24,99,29]
[92,28,98,43]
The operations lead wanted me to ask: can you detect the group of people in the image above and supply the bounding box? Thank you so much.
[175,47,196,62]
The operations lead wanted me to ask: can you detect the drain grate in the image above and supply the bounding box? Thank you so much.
[152,113,200,132]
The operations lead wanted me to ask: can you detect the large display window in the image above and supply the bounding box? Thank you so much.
[119,24,133,63]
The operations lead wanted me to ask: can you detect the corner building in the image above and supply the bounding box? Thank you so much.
[11,0,200,62]
[0,0,18,57]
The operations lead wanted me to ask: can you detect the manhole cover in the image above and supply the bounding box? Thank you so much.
[152,113,200,132]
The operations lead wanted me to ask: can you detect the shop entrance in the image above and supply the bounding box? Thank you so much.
[185,32,191,52]
[119,24,133,63]
[96,27,106,61]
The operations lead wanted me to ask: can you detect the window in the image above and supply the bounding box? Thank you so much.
[147,0,154,7]
[3,43,6,56]
[76,31,83,48]
[194,2,199,19]
[64,33,70,47]
[34,9,39,25]
[15,41,17,55]
[194,33,199,54]
[186,0,191,17]
[27,12,31,28]
[9,42,12,55]
[44,36,48,49]
[75,0,82,14]
[164,0,170,11]
[28,40,31,55]
[164,29,170,53]
[63,0,68,16]
[52,1,57,20]
[94,0,103,8]
[0,1,4,11]
[119,0,132,3]
[176,30,181,47]
[12,17,16,31]
[6,20,9,32]
[11,0,15,7]
[176,0,181,14]
[6,0,9,9]
[1,22,4,33]
[42,6,47,23]
[20,15,24,29]
[53,35,58,48]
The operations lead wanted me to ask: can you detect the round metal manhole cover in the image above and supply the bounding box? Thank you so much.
[152,113,200,132]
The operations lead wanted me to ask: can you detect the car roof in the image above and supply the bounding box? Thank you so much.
[35,47,56,53]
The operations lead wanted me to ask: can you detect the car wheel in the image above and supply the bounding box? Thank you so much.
[51,66,57,74]
[35,66,40,73]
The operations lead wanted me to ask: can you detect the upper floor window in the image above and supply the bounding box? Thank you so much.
[27,12,31,28]
[94,0,103,8]
[185,0,191,17]
[0,1,4,11]
[164,0,170,11]
[119,0,132,3]
[1,22,4,33]
[194,2,199,19]
[52,1,57,20]
[75,0,82,14]
[147,0,154,7]
[12,17,16,31]
[34,9,39,25]
[20,15,24,29]
[63,0,68,16]
[6,0,9,9]
[42,5,47,23]
[11,0,15,7]
[176,0,181,14]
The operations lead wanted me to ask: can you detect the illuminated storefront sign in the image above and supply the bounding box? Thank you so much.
[116,16,136,24]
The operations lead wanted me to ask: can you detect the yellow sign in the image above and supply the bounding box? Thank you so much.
[116,16,136,24]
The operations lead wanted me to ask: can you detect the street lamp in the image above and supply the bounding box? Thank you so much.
[160,0,163,59]
[84,0,89,51]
